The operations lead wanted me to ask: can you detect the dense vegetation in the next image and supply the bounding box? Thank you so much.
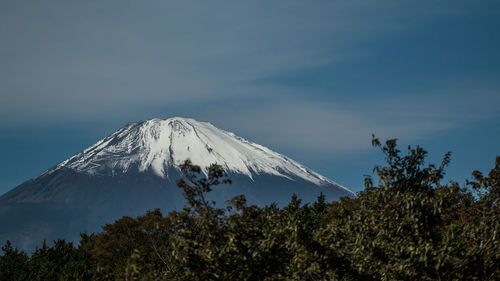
[1,138,499,280]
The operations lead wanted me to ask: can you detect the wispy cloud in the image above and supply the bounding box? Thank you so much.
[198,98,465,155]
[0,0,482,121]
[0,0,498,158]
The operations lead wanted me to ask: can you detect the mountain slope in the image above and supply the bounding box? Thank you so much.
[50,117,341,187]
[0,117,355,252]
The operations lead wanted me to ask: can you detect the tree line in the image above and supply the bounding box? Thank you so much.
[1,138,498,280]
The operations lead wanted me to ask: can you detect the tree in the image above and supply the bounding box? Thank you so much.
[0,240,29,281]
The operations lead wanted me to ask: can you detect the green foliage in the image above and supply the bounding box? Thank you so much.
[28,239,93,280]
[0,240,29,281]
[1,141,498,280]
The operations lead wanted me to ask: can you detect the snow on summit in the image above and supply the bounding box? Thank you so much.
[50,117,347,190]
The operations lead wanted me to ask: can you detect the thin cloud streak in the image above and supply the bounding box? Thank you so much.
[201,85,500,155]
[206,101,451,154]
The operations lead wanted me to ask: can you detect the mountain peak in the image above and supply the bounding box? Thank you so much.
[44,117,351,195]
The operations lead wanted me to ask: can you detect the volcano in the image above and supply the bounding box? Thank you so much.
[0,117,355,251]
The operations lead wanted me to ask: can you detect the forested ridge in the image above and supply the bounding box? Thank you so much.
[1,138,498,280]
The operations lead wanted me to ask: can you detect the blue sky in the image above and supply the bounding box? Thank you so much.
[1,0,499,194]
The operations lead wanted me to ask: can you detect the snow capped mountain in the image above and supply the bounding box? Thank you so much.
[48,117,344,189]
[0,117,355,252]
